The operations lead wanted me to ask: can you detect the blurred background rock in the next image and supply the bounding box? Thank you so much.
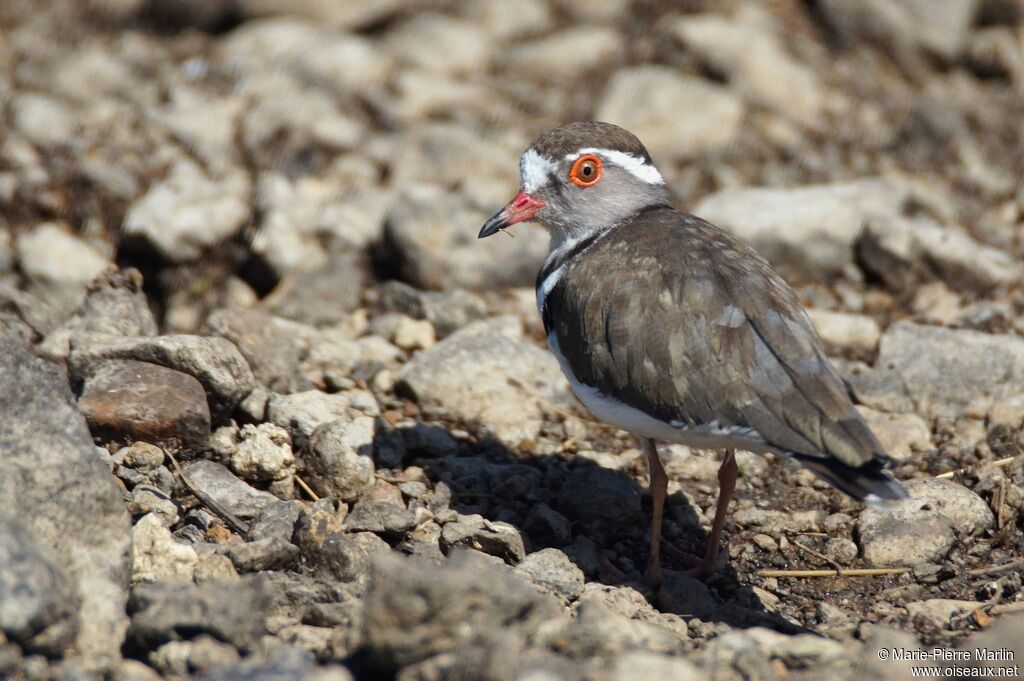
[1,1,1024,680]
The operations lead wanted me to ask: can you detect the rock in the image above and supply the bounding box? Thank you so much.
[608,651,707,681]
[194,554,239,583]
[132,513,199,584]
[858,216,1023,294]
[216,423,295,483]
[504,26,622,83]
[551,601,684,658]
[122,442,166,472]
[806,309,881,355]
[658,574,719,618]
[205,308,312,394]
[849,322,1024,420]
[123,159,250,263]
[556,467,642,538]
[182,461,278,521]
[68,334,256,418]
[15,222,110,326]
[0,330,131,662]
[906,599,979,629]
[856,408,931,462]
[384,184,547,291]
[596,66,744,161]
[223,537,300,573]
[391,316,435,352]
[701,627,846,671]
[396,321,567,445]
[732,508,825,534]
[387,14,490,75]
[237,0,433,30]
[12,93,78,147]
[857,478,994,566]
[953,612,1024,676]
[440,514,527,563]
[127,577,270,653]
[199,646,354,681]
[40,268,157,359]
[78,359,212,449]
[376,281,488,339]
[264,253,367,328]
[305,417,376,502]
[515,549,584,603]
[343,500,417,538]
[251,172,388,279]
[672,6,823,124]
[0,514,78,656]
[128,487,180,527]
[694,178,911,281]
[266,389,379,449]
[362,551,559,671]
[825,537,859,564]
[819,0,979,62]
[523,503,573,548]
[248,500,303,543]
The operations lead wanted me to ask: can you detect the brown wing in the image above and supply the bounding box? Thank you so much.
[548,208,886,468]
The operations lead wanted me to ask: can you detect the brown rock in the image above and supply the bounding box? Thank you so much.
[78,360,211,449]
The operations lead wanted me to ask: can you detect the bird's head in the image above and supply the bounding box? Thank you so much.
[479,121,670,247]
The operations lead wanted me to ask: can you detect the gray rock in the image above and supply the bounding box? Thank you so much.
[906,599,979,629]
[504,26,622,83]
[223,537,300,573]
[40,268,157,359]
[15,222,110,327]
[441,514,527,563]
[387,14,491,75]
[0,515,78,656]
[362,551,559,671]
[205,308,313,394]
[198,646,353,681]
[396,321,567,445]
[657,574,720,618]
[806,309,881,355]
[128,487,180,527]
[123,159,250,263]
[183,460,278,520]
[68,334,256,418]
[523,502,573,548]
[248,500,304,543]
[306,417,376,502]
[127,577,271,653]
[121,442,166,472]
[515,549,584,603]
[859,215,1023,294]
[849,321,1024,420]
[212,422,295,485]
[857,478,994,566]
[609,651,707,681]
[856,407,931,462]
[819,0,979,62]
[556,467,642,538]
[694,178,911,281]
[597,66,743,161]
[343,500,418,538]
[0,330,131,662]
[672,6,823,124]
[78,359,212,449]
[235,0,432,28]
[384,184,547,291]
[264,252,366,326]
[376,281,488,339]
[266,389,379,450]
[294,502,391,583]
[550,601,684,658]
[132,513,198,584]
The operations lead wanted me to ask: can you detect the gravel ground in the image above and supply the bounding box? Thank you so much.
[1,1,1024,680]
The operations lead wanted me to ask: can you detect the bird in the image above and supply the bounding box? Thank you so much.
[477,121,907,584]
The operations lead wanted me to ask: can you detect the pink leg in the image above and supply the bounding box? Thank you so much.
[641,438,668,586]
[689,448,737,579]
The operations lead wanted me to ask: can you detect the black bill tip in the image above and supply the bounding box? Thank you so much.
[478,212,508,239]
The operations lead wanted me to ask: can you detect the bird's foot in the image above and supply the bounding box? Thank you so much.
[661,542,704,569]
[644,559,663,587]
[685,547,729,580]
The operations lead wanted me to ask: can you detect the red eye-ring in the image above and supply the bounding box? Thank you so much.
[569,155,602,187]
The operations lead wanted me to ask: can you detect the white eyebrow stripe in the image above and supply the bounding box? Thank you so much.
[519,148,558,193]
[566,147,664,185]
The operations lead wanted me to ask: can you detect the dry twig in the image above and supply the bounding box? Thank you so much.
[757,567,910,578]
[167,452,249,536]
[935,456,1015,479]
[294,474,320,502]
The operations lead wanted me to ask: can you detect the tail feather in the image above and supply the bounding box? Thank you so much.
[790,453,908,503]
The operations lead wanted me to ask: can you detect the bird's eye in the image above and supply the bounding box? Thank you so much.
[569,155,602,187]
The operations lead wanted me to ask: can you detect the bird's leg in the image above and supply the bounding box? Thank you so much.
[689,448,737,578]
[641,438,667,586]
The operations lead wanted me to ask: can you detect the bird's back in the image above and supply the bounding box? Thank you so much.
[541,205,907,501]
